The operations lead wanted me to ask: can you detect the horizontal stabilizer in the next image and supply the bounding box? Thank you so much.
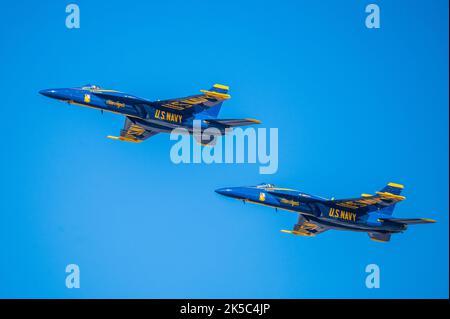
[378,218,436,225]
[204,118,261,127]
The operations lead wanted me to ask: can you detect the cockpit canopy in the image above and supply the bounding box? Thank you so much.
[256,183,275,188]
[81,84,101,90]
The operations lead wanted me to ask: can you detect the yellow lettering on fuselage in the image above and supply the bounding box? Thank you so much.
[328,207,357,222]
[106,100,125,108]
[154,109,182,124]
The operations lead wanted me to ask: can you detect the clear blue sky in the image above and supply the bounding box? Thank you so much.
[0,0,448,298]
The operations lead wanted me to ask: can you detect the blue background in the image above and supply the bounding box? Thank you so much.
[0,0,448,298]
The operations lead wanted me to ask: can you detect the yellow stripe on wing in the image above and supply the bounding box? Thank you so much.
[376,191,406,201]
[388,182,404,189]
[200,89,231,100]
[107,135,142,143]
[213,84,229,90]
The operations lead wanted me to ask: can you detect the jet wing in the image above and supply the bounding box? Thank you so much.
[281,215,329,237]
[150,84,230,114]
[107,117,158,143]
[378,218,436,225]
[328,192,406,211]
[204,118,261,128]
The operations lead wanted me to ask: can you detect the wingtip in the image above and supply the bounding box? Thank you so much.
[388,182,404,189]
[213,83,229,90]
[200,89,231,100]
[376,191,406,200]
[244,118,262,124]
[107,135,142,143]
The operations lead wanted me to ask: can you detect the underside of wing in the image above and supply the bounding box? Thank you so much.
[204,118,261,127]
[368,232,391,243]
[107,117,158,143]
[281,215,329,237]
[378,218,436,225]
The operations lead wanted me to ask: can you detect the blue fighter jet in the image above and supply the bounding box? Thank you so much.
[215,183,435,242]
[39,84,260,144]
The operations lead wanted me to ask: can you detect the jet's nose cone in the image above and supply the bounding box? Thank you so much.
[215,187,233,196]
[215,187,248,200]
[39,89,57,98]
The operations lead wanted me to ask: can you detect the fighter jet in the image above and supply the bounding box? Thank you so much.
[39,84,260,144]
[215,183,435,242]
